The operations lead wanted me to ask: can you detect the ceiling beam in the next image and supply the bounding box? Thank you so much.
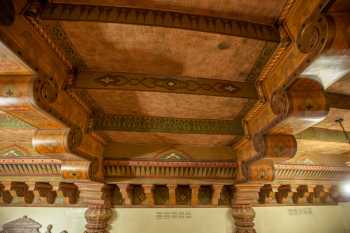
[296,127,350,143]
[326,92,350,110]
[73,71,258,99]
[93,114,244,135]
[23,1,280,42]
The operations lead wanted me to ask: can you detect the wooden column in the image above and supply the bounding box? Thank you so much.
[190,185,200,206]
[232,184,260,233]
[212,184,223,206]
[167,184,177,206]
[143,184,154,206]
[118,184,131,205]
[77,182,113,233]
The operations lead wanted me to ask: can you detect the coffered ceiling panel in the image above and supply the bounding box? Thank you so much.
[87,90,248,120]
[287,139,350,166]
[62,22,265,81]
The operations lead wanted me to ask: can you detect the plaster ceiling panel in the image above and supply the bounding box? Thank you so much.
[0,41,32,76]
[315,108,350,131]
[87,90,248,120]
[101,131,237,146]
[55,0,287,24]
[61,22,265,82]
[327,73,350,95]
[287,139,350,166]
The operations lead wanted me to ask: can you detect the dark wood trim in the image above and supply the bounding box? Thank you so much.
[73,71,258,99]
[326,92,350,110]
[23,1,280,42]
[93,114,244,135]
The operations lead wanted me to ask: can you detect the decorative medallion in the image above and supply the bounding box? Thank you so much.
[297,15,334,54]
[33,77,58,104]
[67,127,83,151]
[270,89,289,116]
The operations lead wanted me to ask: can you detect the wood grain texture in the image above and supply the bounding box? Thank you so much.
[100,131,237,146]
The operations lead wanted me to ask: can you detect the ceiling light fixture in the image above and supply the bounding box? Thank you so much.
[335,118,350,144]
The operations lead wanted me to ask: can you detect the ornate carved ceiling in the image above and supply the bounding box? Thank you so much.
[0,1,350,212]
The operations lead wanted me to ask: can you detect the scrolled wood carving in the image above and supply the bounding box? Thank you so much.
[33,77,59,104]
[297,14,335,54]
[270,89,289,117]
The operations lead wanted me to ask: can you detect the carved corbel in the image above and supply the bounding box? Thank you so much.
[8,182,34,204]
[0,76,63,128]
[0,182,13,204]
[232,184,261,233]
[258,184,275,204]
[29,182,57,204]
[33,128,83,160]
[275,185,292,204]
[50,182,79,204]
[270,78,329,134]
[292,185,309,204]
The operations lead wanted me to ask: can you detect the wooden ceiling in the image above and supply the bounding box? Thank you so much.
[0,0,350,167]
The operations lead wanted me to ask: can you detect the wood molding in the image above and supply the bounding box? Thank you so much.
[104,160,237,181]
[274,164,350,181]
[23,1,280,42]
[93,114,244,135]
[73,71,258,99]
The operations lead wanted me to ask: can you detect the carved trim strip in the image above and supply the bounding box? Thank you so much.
[94,114,244,135]
[0,159,61,177]
[24,2,280,42]
[74,72,258,99]
[274,164,350,180]
[104,160,237,180]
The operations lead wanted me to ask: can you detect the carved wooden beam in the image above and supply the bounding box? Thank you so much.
[0,2,106,182]
[73,72,258,99]
[23,1,280,42]
[94,114,244,135]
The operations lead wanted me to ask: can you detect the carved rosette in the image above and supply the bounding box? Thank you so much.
[67,127,83,152]
[270,89,289,117]
[33,77,59,105]
[84,205,113,233]
[297,15,335,54]
[232,205,256,233]
[0,0,15,26]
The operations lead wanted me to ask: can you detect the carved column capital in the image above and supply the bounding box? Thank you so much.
[84,205,113,233]
[77,182,113,233]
